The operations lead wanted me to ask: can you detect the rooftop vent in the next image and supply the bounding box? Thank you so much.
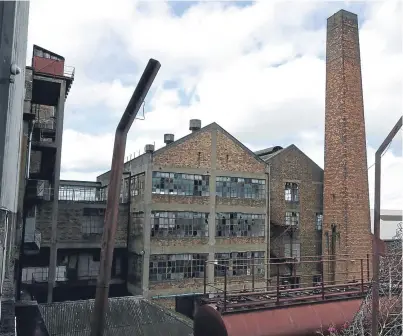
[145,144,155,154]
[189,119,201,132]
[164,134,174,145]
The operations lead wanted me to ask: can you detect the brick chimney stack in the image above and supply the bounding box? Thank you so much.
[323,10,372,284]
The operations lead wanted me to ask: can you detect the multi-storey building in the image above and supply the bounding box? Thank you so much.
[255,145,324,288]
[0,0,30,333]
[97,121,271,310]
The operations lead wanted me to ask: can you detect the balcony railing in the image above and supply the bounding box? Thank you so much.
[63,65,75,79]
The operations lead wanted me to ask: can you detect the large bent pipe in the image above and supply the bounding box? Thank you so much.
[372,116,402,336]
[90,59,161,336]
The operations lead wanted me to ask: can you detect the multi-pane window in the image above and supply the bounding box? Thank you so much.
[285,211,300,227]
[152,172,209,196]
[216,177,266,199]
[151,211,209,238]
[149,254,207,282]
[82,208,105,234]
[215,213,265,237]
[131,173,145,197]
[315,213,323,231]
[214,251,265,277]
[285,182,299,202]
[284,237,301,261]
[132,212,144,238]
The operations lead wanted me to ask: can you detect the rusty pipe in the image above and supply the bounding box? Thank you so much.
[372,116,402,336]
[90,59,161,336]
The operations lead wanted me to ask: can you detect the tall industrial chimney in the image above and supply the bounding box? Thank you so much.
[323,10,372,283]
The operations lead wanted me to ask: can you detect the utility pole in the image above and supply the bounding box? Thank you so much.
[90,59,161,336]
[372,116,402,336]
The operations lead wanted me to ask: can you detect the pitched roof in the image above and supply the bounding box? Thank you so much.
[255,144,323,172]
[38,296,193,336]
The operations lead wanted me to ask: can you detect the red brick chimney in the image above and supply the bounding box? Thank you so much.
[323,10,373,284]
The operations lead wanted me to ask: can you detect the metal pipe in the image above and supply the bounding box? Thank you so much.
[276,264,280,305]
[223,265,227,312]
[90,59,161,336]
[203,260,207,295]
[367,253,370,282]
[360,258,364,294]
[321,257,325,300]
[372,116,402,336]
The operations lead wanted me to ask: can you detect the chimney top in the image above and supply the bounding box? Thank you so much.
[189,119,201,132]
[144,144,155,154]
[164,134,175,145]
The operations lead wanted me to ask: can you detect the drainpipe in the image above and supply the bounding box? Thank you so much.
[90,59,161,336]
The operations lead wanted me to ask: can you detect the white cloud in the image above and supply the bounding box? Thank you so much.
[27,0,402,209]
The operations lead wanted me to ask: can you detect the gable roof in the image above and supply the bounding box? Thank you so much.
[38,296,193,336]
[153,122,268,166]
[255,144,323,172]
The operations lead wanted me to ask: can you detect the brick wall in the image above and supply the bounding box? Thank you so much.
[216,130,266,173]
[36,202,128,246]
[153,130,212,169]
[267,145,323,284]
[152,194,210,205]
[323,10,372,283]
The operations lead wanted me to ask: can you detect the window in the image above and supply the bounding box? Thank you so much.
[82,208,105,234]
[215,213,265,237]
[131,173,145,197]
[214,251,265,277]
[152,172,209,196]
[285,182,299,202]
[132,212,144,238]
[151,211,209,238]
[284,237,301,261]
[59,185,101,202]
[315,213,323,231]
[216,177,266,199]
[285,212,300,227]
[149,254,207,282]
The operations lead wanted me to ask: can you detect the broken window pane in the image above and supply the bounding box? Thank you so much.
[215,213,265,237]
[150,211,209,238]
[152,172,210,196]
[284,182,299,202]
[285,211,300,227]
[216,176,265,199]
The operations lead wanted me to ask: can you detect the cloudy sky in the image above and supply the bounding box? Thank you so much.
[27,0,402,209]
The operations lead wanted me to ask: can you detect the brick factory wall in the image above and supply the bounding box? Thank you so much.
[268,146,323,284]
[152,194,210,205]
[215,130,266,173]
[149,279,204,297]
[153,130,212,169]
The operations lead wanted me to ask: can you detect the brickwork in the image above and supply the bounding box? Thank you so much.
[152,194,209,205]
[216,197,265,208]
[215,237,264,245]
[149,278,204,296]
[266,145,323,283]
[153,130,212,168]
[150,238,208,248]
[323,10,372,283]
[216,130,266,173]
[36,202,128,246]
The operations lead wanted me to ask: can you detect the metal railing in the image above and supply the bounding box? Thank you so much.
[63,65,75,78]
[200,255,383,314]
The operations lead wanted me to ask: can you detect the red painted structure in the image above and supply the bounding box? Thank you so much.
[194,299,362,336]
[32,45,74,78]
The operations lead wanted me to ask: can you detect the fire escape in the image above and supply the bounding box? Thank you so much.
[22,45,74,253]
[270,182,301,288]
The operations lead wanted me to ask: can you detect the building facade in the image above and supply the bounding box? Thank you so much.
[97,121,271,309]
[0,1,30,333]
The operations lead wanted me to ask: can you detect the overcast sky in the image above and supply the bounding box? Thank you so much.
[27,0,402,210]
